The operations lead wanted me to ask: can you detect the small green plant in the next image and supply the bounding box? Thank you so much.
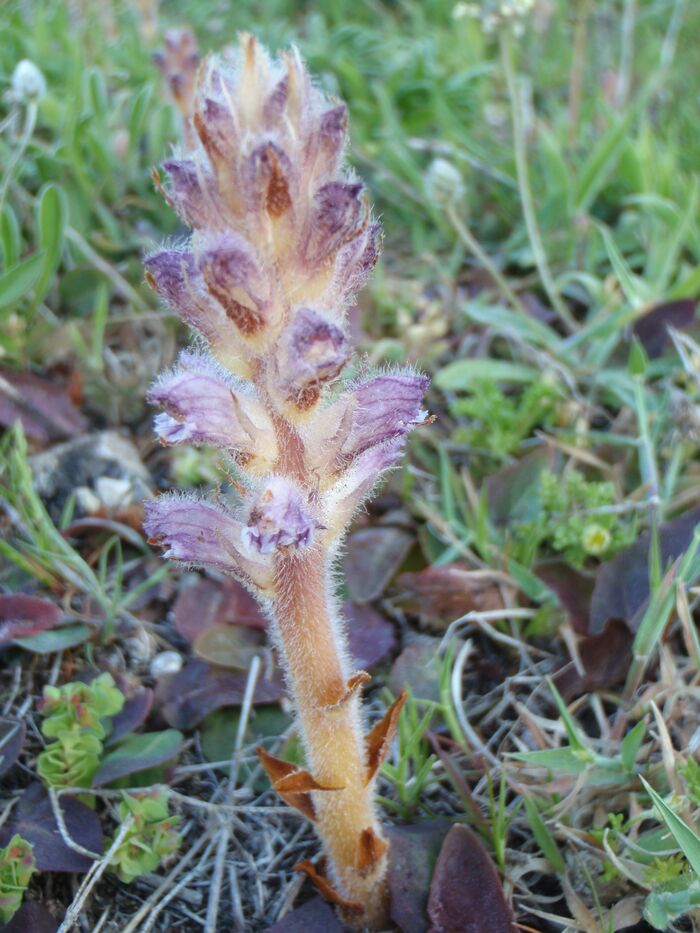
[380,690,437,821]
[107,791,181,883]
[514,468,635,567]
[451,378,560,462]
[37,673,125,789]
[0,834,35,923]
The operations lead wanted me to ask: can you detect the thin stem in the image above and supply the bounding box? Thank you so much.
[567,1,589,144]
[445,201,530,320]
[0,101,37,218]
[500,30,577,334]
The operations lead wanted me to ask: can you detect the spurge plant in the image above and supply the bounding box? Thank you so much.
[144,33,428,927]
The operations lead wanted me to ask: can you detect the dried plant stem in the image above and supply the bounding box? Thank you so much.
[272,549,389,924]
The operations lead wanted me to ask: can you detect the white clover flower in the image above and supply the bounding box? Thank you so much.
[11,60,47,104]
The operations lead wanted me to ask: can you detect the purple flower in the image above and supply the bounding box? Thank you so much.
[304,105,347,181]
[148,352,276,463]
[161,160,219,229]
[323,439,405,535]
[304,182,365,267]
[275,307,350,410]
[194,95,238,167]
[145,249,223,343]
[243,477,318,554]
[340,372,429,461]
[197,233,269,336]
[330,221,382,304]
[145,496,250,574]
[263,75,289,128]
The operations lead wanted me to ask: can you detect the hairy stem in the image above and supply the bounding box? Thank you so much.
[273,549,389,925]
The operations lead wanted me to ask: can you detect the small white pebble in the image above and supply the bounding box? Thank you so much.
[95,476,132,509]
[75,485,102,515]
[150,651,183,678]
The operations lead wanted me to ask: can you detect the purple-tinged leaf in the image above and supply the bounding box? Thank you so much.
[173,576,267,646]
[536,561,595,635]
[0,595,62,648]
[0,368,88,446]
[106,688,154,747]
[632,298,696,358]
[13,624,91,654]
[344,526,414,602]
[93,729,183,786]
[194,624,265,670]
[389,636,443,703]
[0,900,57,933]
[344,602,397,670]
[155,659,284,730]
[0,719,25,778]
[386,820,452,933]
[553,618,633,700]
[427,824,516,932]
[487,448,554,527]
[590,505,700,634]
[399,564,504,628]
[265,897,345,932]
[0,784,103,872]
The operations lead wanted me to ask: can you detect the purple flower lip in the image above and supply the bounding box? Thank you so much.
[197,233,268,336]
[243,478,319,554]
[276,307,350,410]
[340,371,430,461]
[147,352,276,459]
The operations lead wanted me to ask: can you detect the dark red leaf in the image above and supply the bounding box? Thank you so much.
[0,718,25,778]
[93,729,183,786]
[0,368,88,446]
[0,900,57,933]
[343,526,414,602]
[536,561,596,635]
[386,820,452,933]
[632,298,697,358]
[265,897,346,932]
[399,564,504,627]
[0,595,63,648]
[173,576,267,645]
[155,659,284,730]
[107,688,154,746]
[590,505,700,634]
[0,784,103,872]
[553,618,634,700]
[344,602,397,669]
[427,824,515,933]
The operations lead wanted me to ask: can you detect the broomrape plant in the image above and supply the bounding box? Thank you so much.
[144,34,428,927]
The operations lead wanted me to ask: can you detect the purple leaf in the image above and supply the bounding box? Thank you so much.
[0,718,25,778]
[0,595,62,648]
[0,784,103,873]
[155,659,284,730]
[0,368,88,446]
[344,526,414,602]
[427,824,516,932]
[590,505,700,634]
[93,729,183,786]
[536,561,595,635]
[173,576,267,646]
[265,897,345,932]
[399,564,504,627]
[386,820,452,933]
[553,618,633,700]
[0,900,57,933]
[389,636,443,703]
[344,602,397,669]
[107,688,154,746]
[632,298,696,358]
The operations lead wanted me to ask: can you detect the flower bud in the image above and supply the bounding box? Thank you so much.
[145,496,245,572]
[425,158,465,207]
[304,182,365,268]
[148,352,277,469]
[145,249,223,343]
[11,60,46,103]
[243,477,318,554]
[161,159,219,229]
[244,141,293,219]
[197,233,269,336]
[274,307,349,411]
